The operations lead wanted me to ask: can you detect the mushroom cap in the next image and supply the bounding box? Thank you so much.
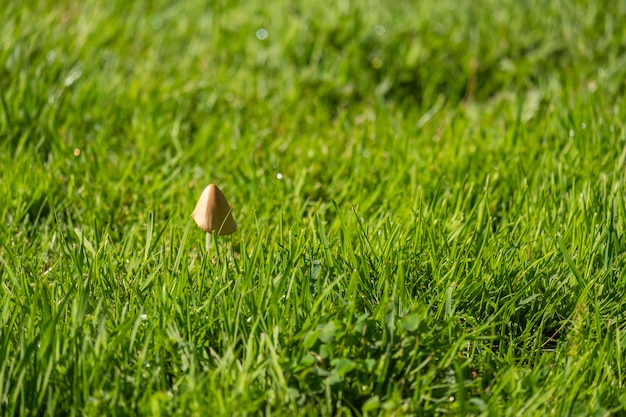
[192,184,237,235]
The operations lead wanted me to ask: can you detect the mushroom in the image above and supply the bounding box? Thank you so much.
[192,184,236,252]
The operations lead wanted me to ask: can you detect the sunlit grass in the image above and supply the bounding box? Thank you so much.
[2,0,626,415]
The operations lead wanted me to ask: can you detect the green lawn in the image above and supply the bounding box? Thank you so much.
[2,0,626,415]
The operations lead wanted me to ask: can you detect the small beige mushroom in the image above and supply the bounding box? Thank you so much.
[192,184,236,252]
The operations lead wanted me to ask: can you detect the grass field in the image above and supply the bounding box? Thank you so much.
[2,0,626,415]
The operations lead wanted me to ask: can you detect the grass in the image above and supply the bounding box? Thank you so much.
[2,0,626,415]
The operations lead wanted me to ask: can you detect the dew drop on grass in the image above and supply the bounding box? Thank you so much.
[276,172,283,180]
[581,122,587,129]
[375,25,386,36]
[256,28,268,40]
[569,129,575,138]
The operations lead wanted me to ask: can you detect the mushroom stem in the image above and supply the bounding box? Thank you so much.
[206,232,212,253]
